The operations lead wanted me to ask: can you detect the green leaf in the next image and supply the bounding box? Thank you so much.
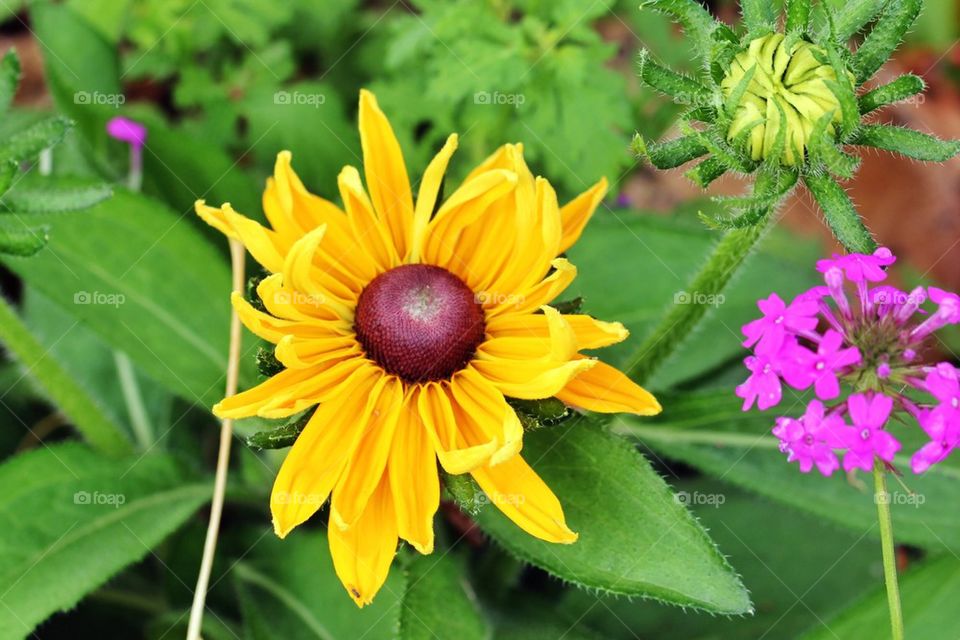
[474,418,752,614]
[803,171,876,253]
[0,220,48,257]
[636,133,709,170]
[851,124,960,162]
[852,0,923,84]
[246,410,312,450]
[0,116,71,164]
[567,213,821,389]
[614,391,960,554]
[802,556,960,639]
[0,189,254,405]
[0,179,112,213]
[399,552,488,640]
[0,295,131,454]
[0,49,21,115]
[0,443,208,637]
[235,532,403,640]
[858,74,925,114]
[637,49,710,106]
[639,0,718,62]
[820,0,886,42]
[686,156,728,187]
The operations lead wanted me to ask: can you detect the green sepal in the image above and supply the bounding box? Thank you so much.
[820,0,886,42]
[858,74,925,114]
[722,63,757,121]
[804,171,876,253]
[550,296,583,314]
[637,49,711,106]
[0,50,20,115]
[852,0,922,84]
[682,122,755,174]
[246,409,314,451]
[256,346,284,378]
[247,273,267,312]
[785,0,812,33]
[741,0,777,34]
[850,124,960,162]
[686,156,728,188]
[821,44,859,139]
[700,166,798,230]
[639,0,718,62]
[0,116,71,164]
[808,112,861,178]
[443,472,485,516]
[0,221,49,257]
[506,397,572,431]
[636,132,709,169]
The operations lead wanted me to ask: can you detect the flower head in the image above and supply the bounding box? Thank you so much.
[196,90,660,606]
[737,247,960,476]
[106,116,147,148]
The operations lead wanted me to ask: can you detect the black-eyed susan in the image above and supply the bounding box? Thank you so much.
[196,90,660,606]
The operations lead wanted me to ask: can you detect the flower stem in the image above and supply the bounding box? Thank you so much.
[626,211,777,385]
[874,459,905,640]
[186,239,245,640]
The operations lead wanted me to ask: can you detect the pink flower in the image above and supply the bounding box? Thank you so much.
[841,393,900,472]
[741,293,819,355]
[772,401,844,475]
[106,116,147,148]
[816,247,895,283]
[779,330,861,400]
[911,409,960,473]
[736,354,782,411]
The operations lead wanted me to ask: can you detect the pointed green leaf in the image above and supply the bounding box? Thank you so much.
[853,0,923,84]
[638,133,709,169]
[0,295,131,454]
[803,171,876,253]
[858,74,925,114]
[400,552,488,640]
[785,0,812,32]
[0,49,20,114]
[0,220,48,257]
[686,156,728,187]
[474,419,752,614]
[246,410,312,451]
[639,0,719,61]
[0,444,208,638]
[819,0,886,42]
[0,116,71,164]
[1,180,112,213]
[803,556,960,639]
[851,124,960,162]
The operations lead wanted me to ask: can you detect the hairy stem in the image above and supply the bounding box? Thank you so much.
[874,460,905,640]
[626,211,776,385]
[187,239,245,640]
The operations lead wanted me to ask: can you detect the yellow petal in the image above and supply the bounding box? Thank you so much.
[270,368,384,538]
[479,306,577,364]
[449,366,523,466]
[331,376,405,530]
[418,382,497,474]
[200,202,286,273]
[388,394,440,554]
[358,89,414,258]
[486,312,628,350]
[484,258,577,318]
[256,274,350,325]
[195,199,237,239]
[409,133,458,262]
[559,177,607,253]
[338,165,400,271]
[471,454,577,544]
[282,225,356,320]
[557,359,662,416]
[328,472,398,608]
[472,356,595,400]
[274,333,362,370]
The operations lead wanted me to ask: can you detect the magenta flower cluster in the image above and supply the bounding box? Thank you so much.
[736,248,960,476]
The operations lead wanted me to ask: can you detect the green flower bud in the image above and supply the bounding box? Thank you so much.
[720,34,843,166]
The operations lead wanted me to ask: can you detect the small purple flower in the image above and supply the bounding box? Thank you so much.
[924,362,960,422]
[816,247,895,283]
[841,393,901,472]
[741,292,819,355]
[107,117,147,148]
[736,353,782,411]
[772,401,844,475]
[780,330,861,400]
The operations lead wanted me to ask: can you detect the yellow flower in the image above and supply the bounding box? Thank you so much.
[196,90,661,607]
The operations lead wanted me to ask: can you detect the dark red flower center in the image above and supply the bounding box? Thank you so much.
[354,264,485,382]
